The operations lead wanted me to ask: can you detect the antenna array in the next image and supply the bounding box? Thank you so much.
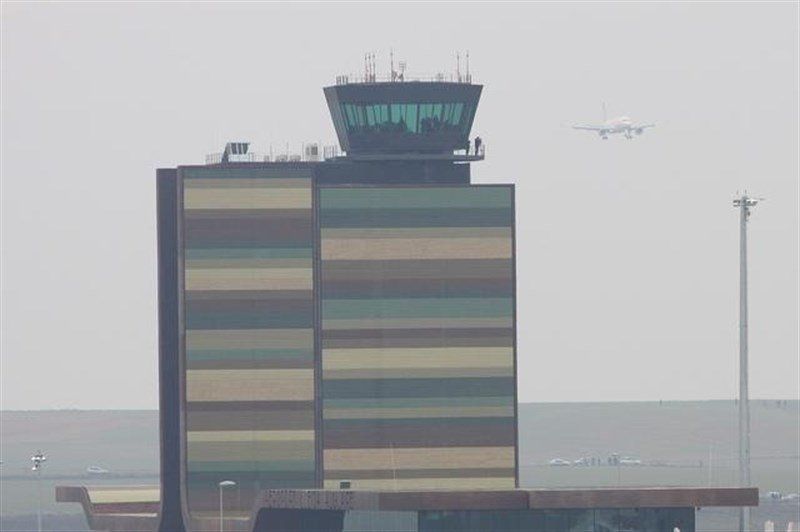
[364,52,377,83]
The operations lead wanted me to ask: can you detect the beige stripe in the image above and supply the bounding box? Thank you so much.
[186,329,313,350]
[323,347,513,370]
[185,258,312,269]
[324,446,515,470]
[322,317,513,330]
[321,227,512,239]
[188,369,311,379]
[184,178,310,189]
[187,430,315,442]
[322,237,511,261]
[323,367,513,380]
[184,188,311,210]
[185,268,311,291]
[186,369,313,401]
[322,477,515,490]
[88,488,160,504]
[323,406,514,420]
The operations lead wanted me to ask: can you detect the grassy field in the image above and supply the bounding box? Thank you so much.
[1,401,797,525]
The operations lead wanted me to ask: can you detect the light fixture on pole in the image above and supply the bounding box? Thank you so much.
[218,480,236,532]
[732,192,761,532]
[31,450,47,532]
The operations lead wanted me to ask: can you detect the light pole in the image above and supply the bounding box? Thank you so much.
[31,450,46,532]
[218,480,236,532]
[733,193,760,532]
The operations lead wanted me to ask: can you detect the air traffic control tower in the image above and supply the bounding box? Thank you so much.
[57,68,756,532]
[155,73,518,531]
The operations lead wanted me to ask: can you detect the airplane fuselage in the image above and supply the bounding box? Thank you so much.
[572,112,654,140]
[605,116,634,132]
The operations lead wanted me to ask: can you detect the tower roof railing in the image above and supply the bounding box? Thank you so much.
[334,73,475,85]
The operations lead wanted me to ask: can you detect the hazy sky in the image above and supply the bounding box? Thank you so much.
[2,2,797,410]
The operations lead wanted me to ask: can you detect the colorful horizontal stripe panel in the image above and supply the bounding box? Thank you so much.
[180,168,316,517]
[320,186,517,490]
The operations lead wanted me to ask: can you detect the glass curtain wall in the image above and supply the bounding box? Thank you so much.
[340,102,470,136]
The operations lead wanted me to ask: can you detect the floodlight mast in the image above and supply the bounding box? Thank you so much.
[733,193,759,532]
[31,451,46,532]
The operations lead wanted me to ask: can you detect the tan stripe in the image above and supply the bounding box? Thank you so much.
[185,268,311,291]
[87,488,160,504]
[184,178,310,189]
[323,367,513,380]
[322,317,513,330]
[321,227,512,239]
[324,446,515,470]
[188,369,311,379]
[187,440,314,461]
[186,329,313,350]
[187,430,315,442]
[185,258,312,269]
[184,188,311,210]
[186,369,313,401]
[323,347,513,370]
[323,406,514,420]
[322,477,515,490]
[322,237,511,261]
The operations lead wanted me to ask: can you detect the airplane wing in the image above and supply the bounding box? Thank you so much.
[635,124,656,129]
[572,125,606,131]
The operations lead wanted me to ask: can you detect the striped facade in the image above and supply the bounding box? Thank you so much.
[319,186,517,490]
[178,167,317,519]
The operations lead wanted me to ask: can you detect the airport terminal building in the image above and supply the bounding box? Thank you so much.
[57,73,756,531]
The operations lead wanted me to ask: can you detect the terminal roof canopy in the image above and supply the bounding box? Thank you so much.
[324,82,482,156]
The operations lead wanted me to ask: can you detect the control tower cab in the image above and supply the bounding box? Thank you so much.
[324,81,483,160]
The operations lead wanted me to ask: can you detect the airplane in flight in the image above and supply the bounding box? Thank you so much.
[573,104,655,140]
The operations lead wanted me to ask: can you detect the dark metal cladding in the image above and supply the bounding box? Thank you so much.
[155,169,188,532]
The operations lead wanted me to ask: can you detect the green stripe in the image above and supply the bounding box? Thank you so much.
[185,258,312,269]
[322,298,513,319]
[320,187,512,210]
[320,208,512,228]
[186,248,312,259]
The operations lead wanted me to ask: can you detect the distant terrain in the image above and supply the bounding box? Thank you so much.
[1,401,798,531]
